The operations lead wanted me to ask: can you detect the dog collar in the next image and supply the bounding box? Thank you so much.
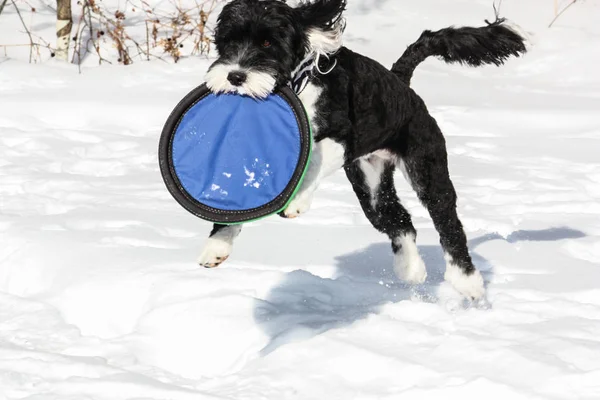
[290,52,337,94]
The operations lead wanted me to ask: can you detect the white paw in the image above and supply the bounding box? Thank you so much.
[394,254,427,284]
[444,263,485,300]
[393,234,427,284]
[282,191,313,218]
[198,237,232,268]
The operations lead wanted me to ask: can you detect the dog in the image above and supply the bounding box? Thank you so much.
[198,0,527,300]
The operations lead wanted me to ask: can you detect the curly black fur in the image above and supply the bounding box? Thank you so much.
[392,18,527,84]
[295,0,346,31]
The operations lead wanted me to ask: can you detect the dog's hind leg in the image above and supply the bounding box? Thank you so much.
[401,121,485,299]
[198,224,242,268]
[345,154,427,284]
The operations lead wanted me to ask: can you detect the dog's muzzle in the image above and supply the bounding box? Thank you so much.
[205,63,277,99]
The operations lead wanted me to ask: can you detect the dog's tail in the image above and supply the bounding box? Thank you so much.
[392,18,528,85]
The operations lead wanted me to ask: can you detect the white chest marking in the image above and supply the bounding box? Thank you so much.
[297,83,322,137]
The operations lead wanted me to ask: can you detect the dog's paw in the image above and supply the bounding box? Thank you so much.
[394,253,427,284]
[445,264,485,300]
[198,237,232,268]
[281,191,313,219]
[392,234,427,284]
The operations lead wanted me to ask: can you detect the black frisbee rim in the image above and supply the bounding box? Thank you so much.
[158,83,312,224]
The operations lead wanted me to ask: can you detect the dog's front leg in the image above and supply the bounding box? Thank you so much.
[198,224,242,268]
[282,138,345,218]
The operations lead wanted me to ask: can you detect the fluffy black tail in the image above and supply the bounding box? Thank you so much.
[392,18,527,85]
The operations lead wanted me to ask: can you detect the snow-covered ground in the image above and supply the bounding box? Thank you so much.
[1,0,600,398]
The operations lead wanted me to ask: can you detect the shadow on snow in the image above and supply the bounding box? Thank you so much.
[254,227,586,355]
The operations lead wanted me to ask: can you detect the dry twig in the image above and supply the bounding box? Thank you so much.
[549,0,577,28]
[10,0,35,62]
[0,0,9,16]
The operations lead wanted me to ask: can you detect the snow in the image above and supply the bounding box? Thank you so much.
[1,0,600,398]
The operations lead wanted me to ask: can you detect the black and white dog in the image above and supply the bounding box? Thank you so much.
[198,0,527,300]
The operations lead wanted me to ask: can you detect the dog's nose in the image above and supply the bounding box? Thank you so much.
[227,71,247,86]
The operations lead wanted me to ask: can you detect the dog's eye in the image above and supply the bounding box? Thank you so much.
[262,40,271,48]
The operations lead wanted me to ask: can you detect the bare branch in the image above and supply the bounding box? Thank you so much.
[0,0,9,16]
[549,0,577,28]
[4,0,223,66]
[10,0,35,62]
[492,0,503,19]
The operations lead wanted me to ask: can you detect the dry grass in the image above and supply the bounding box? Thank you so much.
[2,0,223,66]
[71,0,222,65]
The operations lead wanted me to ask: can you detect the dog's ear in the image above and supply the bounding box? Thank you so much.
[295,0,346,29]
[294,0,346,54]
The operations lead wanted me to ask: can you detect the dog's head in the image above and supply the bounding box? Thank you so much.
[205,0,346,98]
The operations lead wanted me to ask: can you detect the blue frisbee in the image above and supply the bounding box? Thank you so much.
[159,83,311,224]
